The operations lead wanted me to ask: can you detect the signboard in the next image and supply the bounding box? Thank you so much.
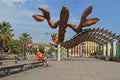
[27,43,32,47]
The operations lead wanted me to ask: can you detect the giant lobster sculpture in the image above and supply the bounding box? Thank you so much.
[33,5,99,44]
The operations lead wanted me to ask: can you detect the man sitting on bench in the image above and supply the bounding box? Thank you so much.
[35,49,48,66]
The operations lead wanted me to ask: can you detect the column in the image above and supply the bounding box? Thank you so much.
[106,43,110,56]
[74,46,76,57]
[103,44,106,57]
[112,41,116,57]
[68,49,71,57]
[64,48,67,58]
[72,47,74,57]
[105,43,111,61]
[75,46,77,56]
[78,44,80,56]
[61,47,64,58]
[80,45,82,56]
[94,42,96,52]
[118,40,120,56]
[87,41,90,57]
[92,42,94,54]
[57,44,61,61]
[85,42,88,57]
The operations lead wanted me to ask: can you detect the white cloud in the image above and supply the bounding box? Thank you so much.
[1,0,26,3]
[1,0,26,6]
[0,0,55,42]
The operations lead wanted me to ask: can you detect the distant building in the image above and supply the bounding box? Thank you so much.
[69,41,96,57]
[84,41,96,57]
[33,42,51,52]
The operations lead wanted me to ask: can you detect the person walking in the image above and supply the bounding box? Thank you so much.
[42,53,49,66]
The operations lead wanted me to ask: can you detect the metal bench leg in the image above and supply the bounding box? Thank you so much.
[4,69,10,75]
[20,66,24,71]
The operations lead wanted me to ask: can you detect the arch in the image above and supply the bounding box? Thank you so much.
[61,28,120,49]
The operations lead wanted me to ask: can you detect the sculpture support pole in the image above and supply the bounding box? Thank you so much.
[57,44,61,61]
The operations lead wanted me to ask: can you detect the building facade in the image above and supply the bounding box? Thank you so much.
[69,41,96,57]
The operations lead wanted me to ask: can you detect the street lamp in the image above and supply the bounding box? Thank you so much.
[44,32,52,44]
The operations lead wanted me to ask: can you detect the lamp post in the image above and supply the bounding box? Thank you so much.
[44,32,49,44]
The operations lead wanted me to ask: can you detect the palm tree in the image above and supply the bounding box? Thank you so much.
[8,39,21,54]
[19,32,32,58]
[0,21,14,53]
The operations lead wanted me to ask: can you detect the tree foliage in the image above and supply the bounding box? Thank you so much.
[94,50,103,55]
[8,39,21,54]
[19,32,32,57]
[38,45,45,53]
[47,47,57,55]
[0,21,14,52]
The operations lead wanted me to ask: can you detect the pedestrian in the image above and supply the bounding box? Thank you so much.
[42,53,49,66]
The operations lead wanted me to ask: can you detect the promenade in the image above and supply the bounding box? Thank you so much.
[1,58,120,80]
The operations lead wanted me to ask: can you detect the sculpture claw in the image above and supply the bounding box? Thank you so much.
[39,7,50,20]
[82,6,93,20]
[51,33,58,43]
[80,6,99,27]
[82,18,99,27]
[32,14,45,22]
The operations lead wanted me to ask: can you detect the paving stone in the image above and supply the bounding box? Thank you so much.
[1,58,120,80]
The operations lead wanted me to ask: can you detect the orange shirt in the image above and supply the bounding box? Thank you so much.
[36,51,42,61]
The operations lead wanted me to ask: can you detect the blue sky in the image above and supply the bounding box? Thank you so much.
[0,0,120,44]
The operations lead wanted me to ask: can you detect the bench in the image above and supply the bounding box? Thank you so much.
[0,60,43,75]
